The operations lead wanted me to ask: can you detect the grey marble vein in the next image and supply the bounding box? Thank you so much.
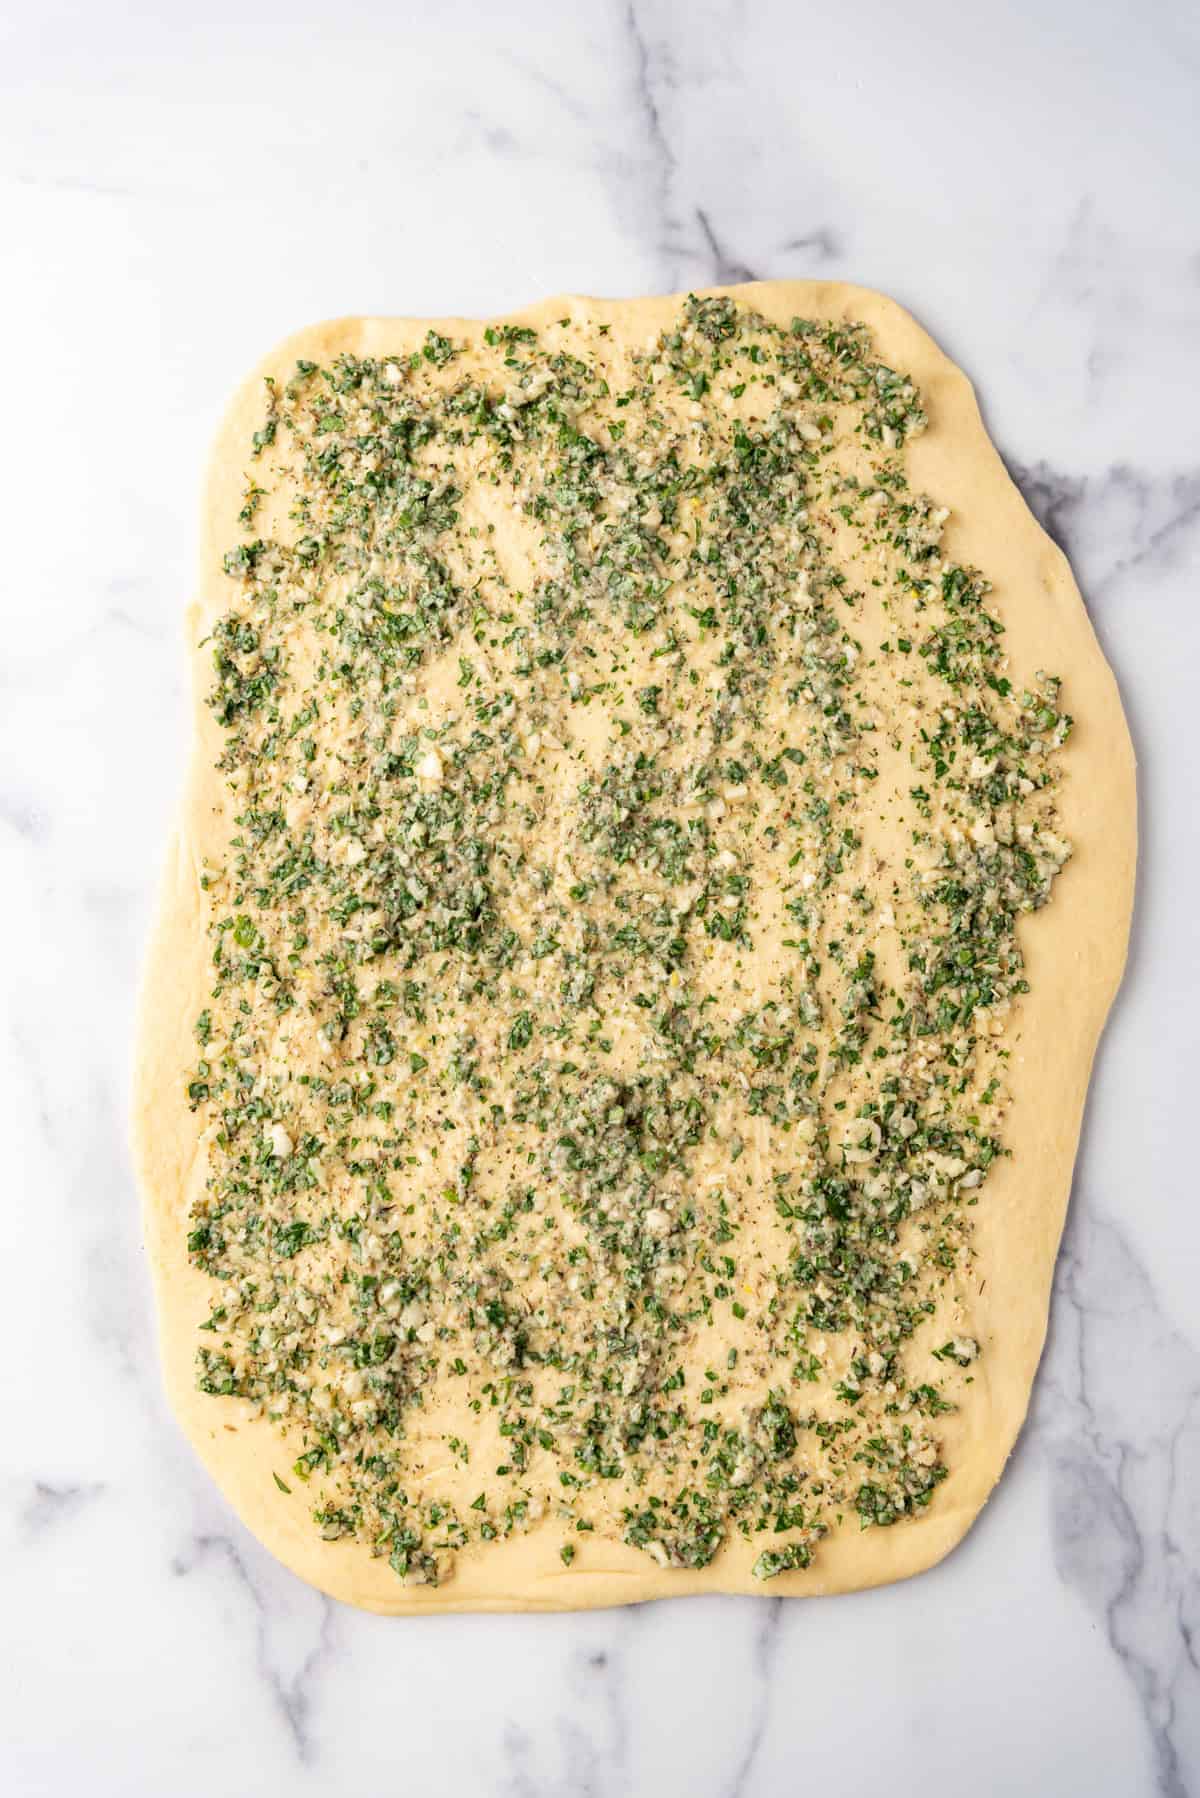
[1010,460,1200,598]
[694,206,759,286]
[726,1599,783,1798]
[621,0,680,283]
[20,1480,106,1536]
[172,1531,337,1764]
[0,793,47,844]
[778,227,842,263]
[1037,1212,1200,1796]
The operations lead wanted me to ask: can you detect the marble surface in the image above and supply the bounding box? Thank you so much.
[2,1,1198,1792]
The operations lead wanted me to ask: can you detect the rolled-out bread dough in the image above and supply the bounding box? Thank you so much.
[133,282,1135,1612]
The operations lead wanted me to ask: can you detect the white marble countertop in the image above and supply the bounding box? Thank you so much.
[2,2,1198,1793]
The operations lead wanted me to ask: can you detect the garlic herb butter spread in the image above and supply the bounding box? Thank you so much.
[137,284,1133,1612]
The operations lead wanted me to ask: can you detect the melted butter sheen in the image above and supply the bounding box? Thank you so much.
[185,295,1071,1586]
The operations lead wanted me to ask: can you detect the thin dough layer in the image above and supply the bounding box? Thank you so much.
[133,282,1135,1613]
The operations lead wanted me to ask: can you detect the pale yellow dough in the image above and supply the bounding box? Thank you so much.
[133,282,1135,1612]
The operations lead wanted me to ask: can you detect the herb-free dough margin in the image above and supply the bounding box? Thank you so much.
[132,281,1136,1614]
